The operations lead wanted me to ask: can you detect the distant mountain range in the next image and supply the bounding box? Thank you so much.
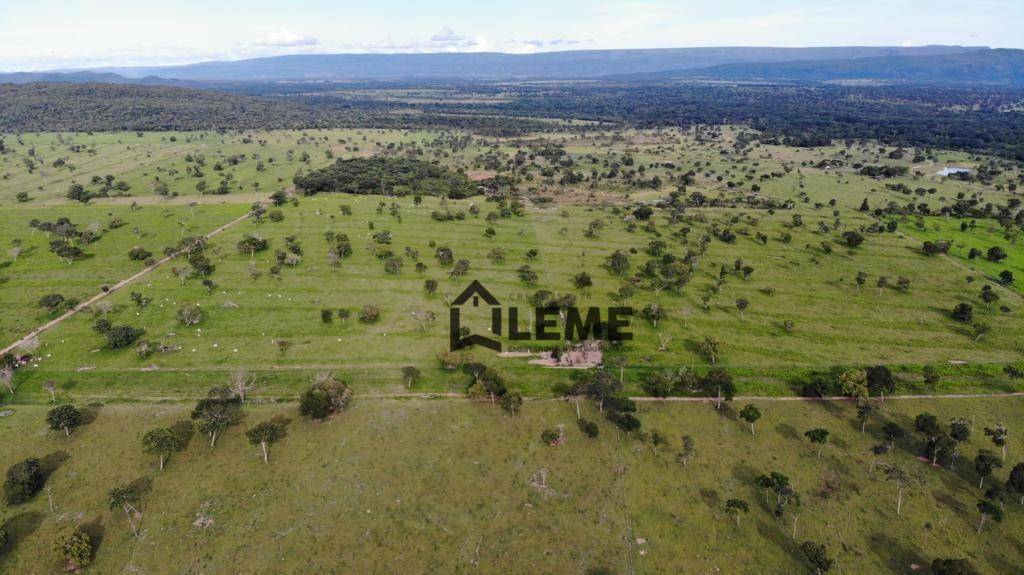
[624,48,1024,85]
[0,45,1005,84]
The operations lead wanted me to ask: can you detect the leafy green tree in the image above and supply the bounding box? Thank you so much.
[299,372,353,420]
[865,365,895,398]
[725,498,749,526]
[976,499,1003,533]
[46,404,83,437]
[578,419,599,438]
[401,366,421,389]
[698,336,725,365]
[974,450,1003,489]
[739,404,761,435]
[838,369,868,400]
[882,422,906,449]
[800,541,834,574]
[54,526,93,572]
[915,412,942,440]
[246,419,288,463]
[142,427,185,470]
[4,458,43,505]
[804,428,830,458]
[951,303,973,323]
[1007,462,1024,505]
[500,389,523,416]
[108,485,141,536]
[883,465,920,516]
[855,402,876,433]
[984,424,1008,460]
[572,272,593,290]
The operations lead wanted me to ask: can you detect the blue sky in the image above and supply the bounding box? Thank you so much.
[0,0,1021,71]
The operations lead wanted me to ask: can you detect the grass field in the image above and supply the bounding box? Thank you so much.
[1,129,1022,402]
[2,396,1024,573]
[1,127,1022,573]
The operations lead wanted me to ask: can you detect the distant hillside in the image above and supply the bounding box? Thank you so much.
[642,48,1024,85]
[77,46,982,81]
[0,83,333,132]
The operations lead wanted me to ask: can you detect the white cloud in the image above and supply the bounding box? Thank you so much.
[258,29,319,47]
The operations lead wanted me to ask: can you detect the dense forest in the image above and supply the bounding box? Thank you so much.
[293,157,479,198]
[3,80,1024,160]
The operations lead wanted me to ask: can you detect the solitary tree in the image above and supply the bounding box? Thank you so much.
[46,404,82,437]
[735,298,749,320]
[984,424,1008,460]
[974,450,1003,489]
[246,419,287,463]
[500,389,524,416]
[401,366,422,389]
[855,402,876,433]
[677,435,695,467]
[229,369,257,404]
[739,404,762,435]
[883,465,919,516]
[42,380,57,403]
[698,336,725,365]
[725,498,749,527]
[976,498,1003,533]
[804,428,830,458]
[882,422,906,449]
[800,541,834,574]
[54,526,93,572]
[142,427,185,470]
[1003,462,1024,506]
[108,484,141,537]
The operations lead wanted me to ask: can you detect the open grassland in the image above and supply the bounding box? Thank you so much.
[2,397,1024,573]
[3,191,1022,401]
[900,216,1024,293]
[0,202,245,338]
[0,129,1022,401]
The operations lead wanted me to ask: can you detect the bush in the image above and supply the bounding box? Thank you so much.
[128,246,153,261]
[358,304,381,323]
[4,458,44,505]
[578,419,599,438]
[298,373,353,420]
[541,429,560,445]
[54,526,93,571]
[106,325,145,348]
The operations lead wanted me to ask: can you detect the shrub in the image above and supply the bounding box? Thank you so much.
[298,373,353,420]
[578,419,599,438]
[54,526,93,572]
[4,458,44,505]
[358,305,381,323]
[106,325,145,348]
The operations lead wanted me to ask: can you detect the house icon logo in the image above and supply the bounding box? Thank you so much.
[450,280,502,352]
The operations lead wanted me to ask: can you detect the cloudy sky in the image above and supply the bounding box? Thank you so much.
[1,0,1021,71]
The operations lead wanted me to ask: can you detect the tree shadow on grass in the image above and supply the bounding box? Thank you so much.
[80,403,103,426]
[755,518,805,567]
[80,517,106,558]
[0,511,44,557]
[699,487,720,510]
[40,450,70,482]
[867,532,925,573]
[775,422,800,441]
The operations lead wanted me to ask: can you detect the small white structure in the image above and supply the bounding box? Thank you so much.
[937,167,971,177]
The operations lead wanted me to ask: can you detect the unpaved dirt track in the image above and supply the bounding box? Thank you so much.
[1,207,255,357]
